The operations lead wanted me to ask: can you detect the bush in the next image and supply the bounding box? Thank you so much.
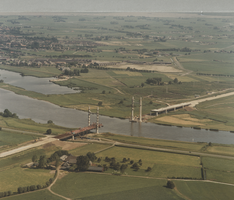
[146,167,152,172]
[98,101,102,106]
[46,129,52,134]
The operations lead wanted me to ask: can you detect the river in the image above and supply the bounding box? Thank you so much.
[0,69,234,144]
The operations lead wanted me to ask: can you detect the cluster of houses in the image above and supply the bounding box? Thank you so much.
[0,57,92,68]
[24,154,104,172]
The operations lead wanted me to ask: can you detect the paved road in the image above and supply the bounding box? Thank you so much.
[0,136,57,158]
[188,91,234,107]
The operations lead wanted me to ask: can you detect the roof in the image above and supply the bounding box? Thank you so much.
[60,155,68,161]
[65,155,77,164]
[87,166,103,172]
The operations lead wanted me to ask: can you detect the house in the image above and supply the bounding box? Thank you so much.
[60,155,68,161]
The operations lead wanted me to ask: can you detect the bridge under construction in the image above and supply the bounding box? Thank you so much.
[55,106,103,141]
[54,123,103,140]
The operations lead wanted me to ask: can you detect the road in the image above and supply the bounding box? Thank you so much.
[47,165,71,200]
[0,136,57,158]
[188,91,234,107]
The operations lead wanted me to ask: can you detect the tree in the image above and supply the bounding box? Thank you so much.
[167,180,175,189]
[47,120,53,124]
[87,152,97,162]
[46,129,52,134]
[173,78,178,84]
[76,155,90,171]
[120,164,128,173]
[30,185,36,191]
[18,187,23,194]
[1,109,18,118]
[102,90,105,94]
[32,155,38,162]
[132,163,139,171]
[7,191,12,196]
[113,162,120,170]
[38,155,46,168]
[98,101,102,106]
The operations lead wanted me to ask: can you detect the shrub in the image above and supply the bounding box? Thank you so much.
[146,167,152,172]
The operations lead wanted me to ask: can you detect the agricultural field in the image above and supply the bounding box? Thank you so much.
[95,146,202,179]
[0,13,234,129]
[51,173,183,200]
[175,181,234,200]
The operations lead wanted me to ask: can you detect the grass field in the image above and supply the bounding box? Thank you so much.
[69,143,112,156]
[3,190,63,200]
[175,181,234,200]
[52,173,183,200]
[206,145,234,156]
[96,132,207,152]
[0,116,71,135]
[0,167,54,192]
[95,146,202,179]
[0,130,42,148]
[201,156,234,184]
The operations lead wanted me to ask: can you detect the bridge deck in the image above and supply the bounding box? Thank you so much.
[54,123,103,140]
[151,103,191,114]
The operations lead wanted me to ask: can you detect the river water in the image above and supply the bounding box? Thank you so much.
[0,70,234,144]
[0,69,78,95]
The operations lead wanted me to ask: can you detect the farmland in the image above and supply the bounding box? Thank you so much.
[0,13,234,129]
[0,12,234,199]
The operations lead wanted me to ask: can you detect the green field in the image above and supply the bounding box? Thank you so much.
[95,146,202,179]
[175,181,234,200]
[95,132,207,152]
[0,116,71,135]
[0,168,54,192]
[52,173,183,200]
[0,130,41,148]
[69,143,112,156]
